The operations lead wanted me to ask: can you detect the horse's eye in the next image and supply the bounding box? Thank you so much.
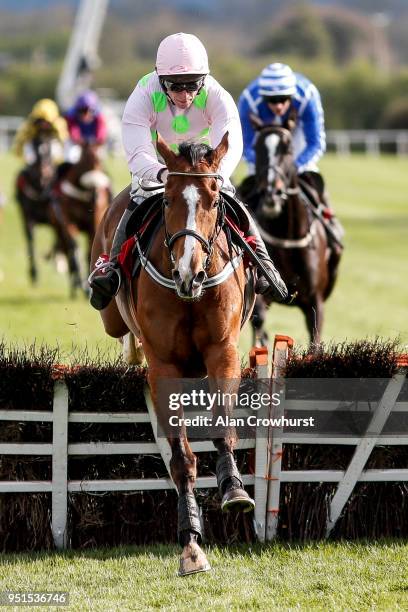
[163,197,170,208]
[212,196,220,209]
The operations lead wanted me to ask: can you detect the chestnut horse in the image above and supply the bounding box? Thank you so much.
[54,143,111,296]
[91,133,256,575]
[240,122,341,347]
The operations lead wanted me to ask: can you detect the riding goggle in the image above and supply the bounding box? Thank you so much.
[33,119,52,128]
[78,106,93,114]
[265,95,292,105]
[163,78,204,93]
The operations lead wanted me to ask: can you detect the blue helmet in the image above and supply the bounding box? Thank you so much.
[74,90,99,112]
[258,63,296,97]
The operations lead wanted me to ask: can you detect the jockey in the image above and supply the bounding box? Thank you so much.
[89,32,288,310]
[238,63,343,247]
[64,90,107,162]
[12,98,67,164]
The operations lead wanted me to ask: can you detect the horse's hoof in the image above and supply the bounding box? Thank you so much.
[221,488,255,513]
[55,254,68,274]
[178,542,211,577]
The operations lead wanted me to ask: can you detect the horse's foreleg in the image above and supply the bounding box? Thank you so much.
[50,202,82,296]
[19,207,37,283]
[303,296,324,348]
[25,221,37,284]
[147,361,210,576]
[66,242,82,298]
[169,437,209,576]
[205,342,255,513]
[251,296,269,348]
[324,246,342,300]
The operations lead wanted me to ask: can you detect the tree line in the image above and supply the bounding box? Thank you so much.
[1,2,408,128]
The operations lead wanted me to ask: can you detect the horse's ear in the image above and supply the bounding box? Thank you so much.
[207,132,229,168]
[156,133,178,167]
[286,118,296,132]
[249,113,264,131]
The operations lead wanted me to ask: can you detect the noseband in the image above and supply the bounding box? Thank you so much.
[162,171,225,270]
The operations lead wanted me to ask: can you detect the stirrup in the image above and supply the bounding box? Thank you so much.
[88,255,121,293]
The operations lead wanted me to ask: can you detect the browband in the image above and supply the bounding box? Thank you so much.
[167,171,224,188]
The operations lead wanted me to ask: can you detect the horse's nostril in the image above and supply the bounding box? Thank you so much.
[172,270,181,284]
[193,270,206,286]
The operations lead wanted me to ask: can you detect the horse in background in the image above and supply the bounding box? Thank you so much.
[53,142,112,297]
[0,187,5,282]
[91,134,256,576]
[15,134,58,283]
[239,121,341,347]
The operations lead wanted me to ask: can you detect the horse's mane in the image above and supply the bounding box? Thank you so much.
[178,142,212,167]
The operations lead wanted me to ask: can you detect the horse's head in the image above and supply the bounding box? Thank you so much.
[156,132,228,300]
[251,115,297,218]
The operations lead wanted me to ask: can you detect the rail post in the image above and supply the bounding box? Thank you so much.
[51,381,69,549]
[265,335,294,541]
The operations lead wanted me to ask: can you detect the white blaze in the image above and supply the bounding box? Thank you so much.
[265,133,280,184]
[178,184,199,280]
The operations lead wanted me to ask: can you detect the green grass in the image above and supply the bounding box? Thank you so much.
[1,541,408,610]
[0,152,407,360]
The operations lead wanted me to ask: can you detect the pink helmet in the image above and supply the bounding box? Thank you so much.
[156,33,209,76]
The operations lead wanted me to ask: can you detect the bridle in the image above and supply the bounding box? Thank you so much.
[132,171,243,293]
[255,127,318,249]
[255,127,300,206]
[140,171,226,272]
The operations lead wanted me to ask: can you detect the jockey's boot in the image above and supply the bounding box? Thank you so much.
[249,217,288,302]
[236,199,288,302]
[89,208,136,311]
[89,190,148,310]
[89,256,122,310]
